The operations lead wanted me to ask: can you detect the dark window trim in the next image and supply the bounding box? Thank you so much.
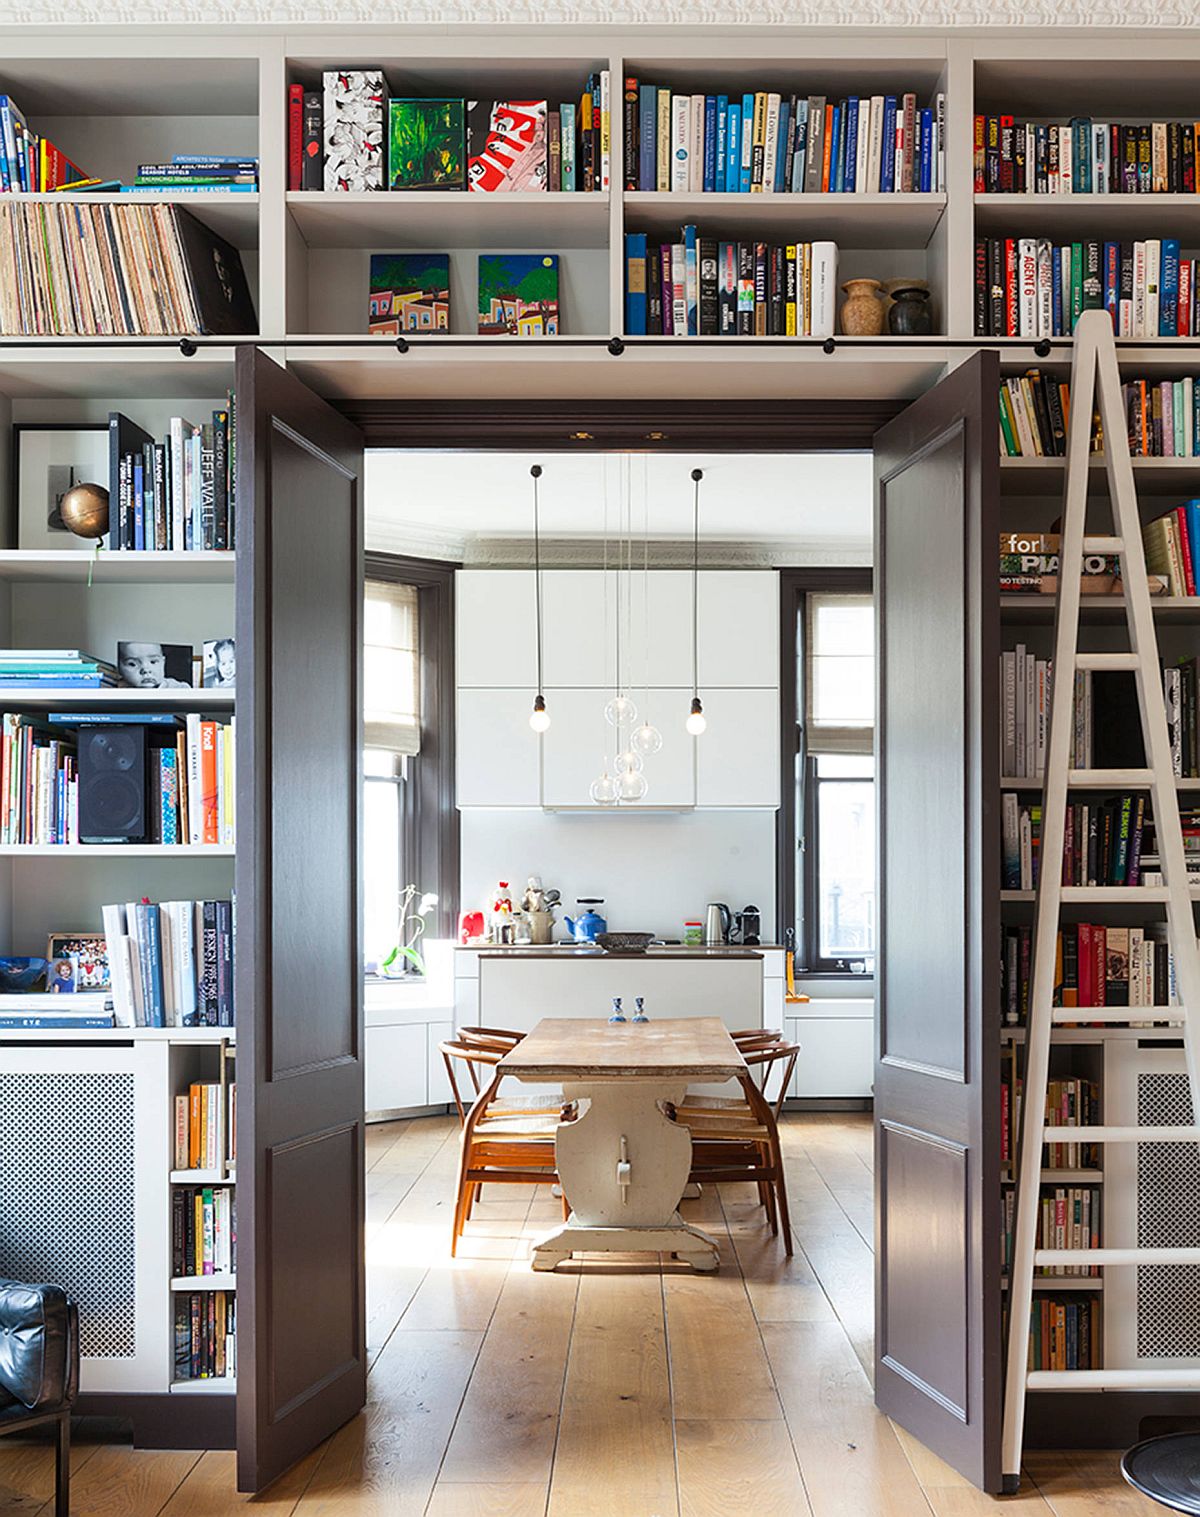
[777,567,874,972]
[365,551,460,941]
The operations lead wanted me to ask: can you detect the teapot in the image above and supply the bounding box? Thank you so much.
[563,899,607,943]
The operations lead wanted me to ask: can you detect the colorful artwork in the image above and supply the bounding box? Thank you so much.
[323,70,388,192]
[477,254,559,335]
[388,99,466,191]
[368,253,451,334]
[467,100,547,193]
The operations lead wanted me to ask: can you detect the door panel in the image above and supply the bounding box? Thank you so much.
[873,351,1001,1492]
[235,348,365,1493]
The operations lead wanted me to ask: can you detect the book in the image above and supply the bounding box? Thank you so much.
[466,99,546,192]
[387,97,464,191]
[368,253,450,336]
[301,92,324,191]
[323,70,389,192]
[477,254,558,336]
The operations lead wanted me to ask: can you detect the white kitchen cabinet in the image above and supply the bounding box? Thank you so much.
[542,571,613,688]
[456,570,537,687]
[788,1016,874,1098]
[366,1023,429,1113]
[627,571,694,687]
[694,688,780,807]
[427,1021,455,1106]
[540,687,695,808]
[456,687,541,807]
[698,571,780,688]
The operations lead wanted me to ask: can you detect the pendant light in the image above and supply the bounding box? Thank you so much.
[686,467,707,736]
[528,464,551,733]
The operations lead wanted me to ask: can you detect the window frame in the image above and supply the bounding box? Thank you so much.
[364,552,459,946]
[777,567,874,977]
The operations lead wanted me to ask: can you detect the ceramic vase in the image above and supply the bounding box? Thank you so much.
[839,278,884,336]
[887,284,934,336]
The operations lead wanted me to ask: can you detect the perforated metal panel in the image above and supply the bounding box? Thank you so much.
[0,1071,137,1358]
[1137,1071,1200,1360]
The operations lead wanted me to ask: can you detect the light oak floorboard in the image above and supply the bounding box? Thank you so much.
[1024,1450,1169,1517]
[892,1425,1052,1514]
[423,1485,549,1517]
[36,1445,201,1517]
[0,1433,101,1517]
[157,1449,322,1517]
[675,1418,813,1517]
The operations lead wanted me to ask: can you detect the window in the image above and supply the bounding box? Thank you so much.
[779,575,875,975]
[362,556,457,973]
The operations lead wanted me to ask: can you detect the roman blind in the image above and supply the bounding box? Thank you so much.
[364,579,420,756]
[805,592,874,756]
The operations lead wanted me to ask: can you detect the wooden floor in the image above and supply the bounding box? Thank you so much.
[0,1112,1167,1516]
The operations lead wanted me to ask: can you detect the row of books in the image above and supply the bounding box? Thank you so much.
[0,992,112,1030]
[173,1291,235,1383]
[624,232,837,337]
[1144,507,1200,599]
[172,1185,236,1278]
[104,898,234,1029]
[622,84,944,196]
[1000,1075,1100,1168]
[0,650,117,691]
[974,236,1198,340]
[1001,1186,1102,1277]
[39,157,261,198]
[0,94,87,192]
[109,406,236,553]
[1002,792,1180,892]
[999,372,1200,459]
[0,711,84,845]
[975,115,1200,196]
[291,73,611,194]
[0,202,256,337]
[1002,921,1176,1026]
[1026,1297,1101,1372]
[152,716,235,848]
[173,1078,235,1170]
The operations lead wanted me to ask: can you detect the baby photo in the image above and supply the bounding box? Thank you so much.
[117,641,194,689]
[203,638,236,689]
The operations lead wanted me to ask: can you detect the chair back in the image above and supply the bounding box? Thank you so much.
[741,1039,801,1122]
[440,1038,505,1125]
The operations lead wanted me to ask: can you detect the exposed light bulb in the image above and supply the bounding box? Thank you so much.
[529,695,551,732]
[616,748,643,773]
[604,693,637,728]
[589,770,620,806]
[632,721,663,756]
[686,697,707,736]
[617,768,648,801]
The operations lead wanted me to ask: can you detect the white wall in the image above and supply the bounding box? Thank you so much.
[460,807,777,941]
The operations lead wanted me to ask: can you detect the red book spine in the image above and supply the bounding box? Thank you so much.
[1177,504,1197,595]
[1004,238,1019,336]
[973,114,986,192]
[287,83,303,192]
[1078,922,1093,1006]
[1180,260,1193,338]
[1092,926,1106,1011]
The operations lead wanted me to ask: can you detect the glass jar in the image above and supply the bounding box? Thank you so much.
[683,920,703,946]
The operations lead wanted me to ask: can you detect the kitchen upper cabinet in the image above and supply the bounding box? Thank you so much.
[457,687,541,806]
[541,687,695,807]
[695,688,780,807]
[697,571,780,687]
[456,571,537,687]
[626,571,694,687]
[542,571,612,688]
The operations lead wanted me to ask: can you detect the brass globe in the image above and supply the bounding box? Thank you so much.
[59,482,110,540]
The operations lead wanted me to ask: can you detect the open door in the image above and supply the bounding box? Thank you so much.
[235,349,365,1492]
[873,350,1002,1492]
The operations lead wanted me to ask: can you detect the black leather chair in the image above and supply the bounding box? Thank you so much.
[0,1279,79,1517]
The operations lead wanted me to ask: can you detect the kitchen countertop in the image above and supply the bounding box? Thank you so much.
[470,945,767,959]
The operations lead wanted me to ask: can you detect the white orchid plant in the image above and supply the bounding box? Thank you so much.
[381,885,439,977]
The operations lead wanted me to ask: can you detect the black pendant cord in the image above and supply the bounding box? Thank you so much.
[691,468,702,707]
[531,464,544,703]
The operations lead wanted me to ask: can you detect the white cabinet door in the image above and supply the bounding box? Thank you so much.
[698,571,780,688]
[542,571,614,688]
[427,1021,454,1106]
[626,571,693,688]
[791,1018,874,1098]
[695,688,780,807]
[366,1023,428,1112]
[456,571,536,687]
[456,688,541,807]
[541,687,695,807]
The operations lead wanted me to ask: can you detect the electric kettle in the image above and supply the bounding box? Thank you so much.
[704,902,732,945]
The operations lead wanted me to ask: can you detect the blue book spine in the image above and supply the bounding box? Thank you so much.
[880,97,897,193]
[161,748,179,846]
[843,98,858,192]
[46,712,178,725]
[1052,251,1064,336]
[0,100,12,192]
[740,94,754,192]
[1194,382,1200,457]
[727,104,741,193]
[0,1015,114,1029]
[791,102,807,191]
[1103,242,1120,328]
[702,95,717,192]
[1071,119,1092,194]
[1161,238,1181,336]
[919,109,933,192]
[1186,501,1200,574]
[774,98,791,192]
[133,458,145,552]
[637,85,656,191]
[173,153,257,164]
[830,104,843,192]
[144,904,164,1029]
[684,223,698,335]
[624,232,648,335]
[715,95,728,192]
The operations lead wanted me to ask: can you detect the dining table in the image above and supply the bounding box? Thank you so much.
[497,1014,746,1273]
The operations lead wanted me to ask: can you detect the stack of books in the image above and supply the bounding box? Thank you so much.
[109,406,236,553]
[121,155,259,196]
[976,114,1200,195]
[0,650,117,690]
[102,897,235,1029]
[0,992,113,1030]
[624,83,943,194]
[0,94,89,190]
[172,1185,236,1277]
[625,231,837,336]
[1001,1186,1102,1277]
[1000,374,1200,458]
[174,1078,235,1170]
[1143,502,1200,596]
[1003,920,1176,1028]
[1027,1298,1102,1372]
[173,1291,235,1382]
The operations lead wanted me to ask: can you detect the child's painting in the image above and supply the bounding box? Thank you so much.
[477,254,559,335]
[368,254,451,335]
[388,99,466,191]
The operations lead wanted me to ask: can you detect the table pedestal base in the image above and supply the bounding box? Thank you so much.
[530,1212,720,1272]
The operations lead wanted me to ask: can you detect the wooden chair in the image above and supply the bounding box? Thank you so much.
[440,1039,570,1255]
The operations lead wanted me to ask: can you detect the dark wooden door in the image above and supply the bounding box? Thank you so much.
[873,351,1002,1492]
[235,349,365,1493]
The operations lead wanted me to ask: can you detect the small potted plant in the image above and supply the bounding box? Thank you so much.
[381,885,439,977]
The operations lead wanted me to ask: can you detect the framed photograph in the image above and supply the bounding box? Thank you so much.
[202,638,236,689]
[117,642,194,689]
[14,423,109,553]
[47,933,110,991]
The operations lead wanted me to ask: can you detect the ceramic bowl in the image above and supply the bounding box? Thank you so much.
[595,932,654,954]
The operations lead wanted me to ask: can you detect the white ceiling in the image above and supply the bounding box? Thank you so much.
[365,450,873,552]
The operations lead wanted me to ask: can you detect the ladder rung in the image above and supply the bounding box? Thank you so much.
[1066,768,1154,787]
[1060,887,1170,901]
[1035,1247,1200,1266]
[1075,652,1140,671]
[1049,1006,1183,1023]
[1027,1369,1200,1390]
[1041,1125,1200,1142]
[1082,535,1124,553]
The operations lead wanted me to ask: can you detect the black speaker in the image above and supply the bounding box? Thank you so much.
[78,725,147,843]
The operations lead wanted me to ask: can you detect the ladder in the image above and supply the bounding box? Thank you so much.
[1000,309,1200,1487]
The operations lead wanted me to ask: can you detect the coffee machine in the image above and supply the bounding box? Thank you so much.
[736,905,762,945]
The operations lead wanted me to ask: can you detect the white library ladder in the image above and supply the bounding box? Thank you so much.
[1000,309,1200,1486]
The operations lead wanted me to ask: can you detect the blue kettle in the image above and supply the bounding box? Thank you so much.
[563,898,607,943]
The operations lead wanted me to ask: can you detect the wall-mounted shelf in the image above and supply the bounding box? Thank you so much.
[0,551,236,584]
